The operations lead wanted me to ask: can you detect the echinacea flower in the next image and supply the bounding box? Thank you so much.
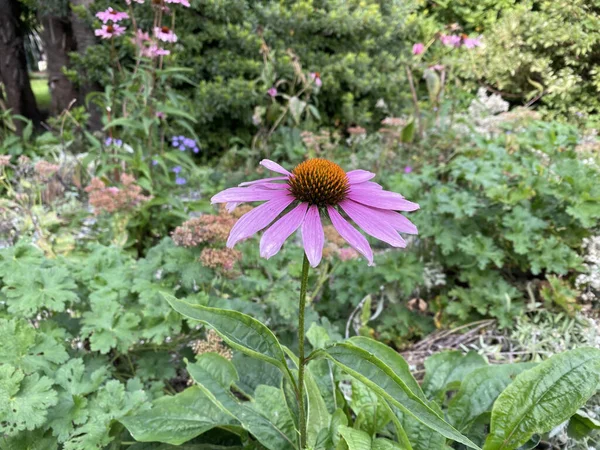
[463,36,482,49]
[440,34,461,47]
[95,24,126,39]
[412,43,425,55]
[267,87,277,97]
[95,7,129,23]
[211,158,419,267]
[165,0,191,6]
[154,26,177,43]
[310,72,322,87]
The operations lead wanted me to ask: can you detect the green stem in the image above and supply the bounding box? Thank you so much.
[298,253,310,449]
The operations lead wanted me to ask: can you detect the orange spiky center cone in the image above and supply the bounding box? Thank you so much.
[288,158,349,206]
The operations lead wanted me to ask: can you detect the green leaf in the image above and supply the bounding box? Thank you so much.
[289,97,307,123]
[348,337,424,401]
[163,294,288,371]
[186,357,298,450]
[159,105,198,123]
[447,363,536,431]
[120,386,236,445]
[338,426,372,450]
[484,347,600,450]
[400,120,415,144]
[395,400,446,450]
[567,411,600,440]
[422,351,487,400]
[305,368,331,446]
[372,439,405,450]
[351,379,392,435]
[315,343,480,450]
[0,365,57,436]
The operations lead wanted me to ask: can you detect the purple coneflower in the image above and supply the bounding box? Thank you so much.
[154,26,178,43]
[412,43,425,55]
[96,7,129,23]
[165,0,190,6]
[211,158,419,267]
[95,24,126,39]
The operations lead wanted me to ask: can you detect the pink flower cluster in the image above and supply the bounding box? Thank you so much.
[85,174,151,215]
[133,30,171,58]
[440,34,482,48]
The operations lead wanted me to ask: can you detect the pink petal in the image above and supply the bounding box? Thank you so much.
[364,207,418,235]
[348,187,419,211]
[260,203,308,259]
[260,159,292,176]
[302,205,324,267]
[239,176,289,187]
[227,195,295,247]
[347,169,376,184]
[327,206,373,265]
[226,202,240,212]
[340,200,406,248]
[211,187,288,204]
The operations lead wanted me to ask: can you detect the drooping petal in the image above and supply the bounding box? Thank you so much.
[362,207,418,235]
[260,159,292,176]
[347,187,419,211]
[239,176,289,187]
[327,206,374,265]
[211,187,289,204]
[227,195,295,247]
[302,205,324,267]
[346,169,376,184]
[340,200,406,248]
[260,203,309,259]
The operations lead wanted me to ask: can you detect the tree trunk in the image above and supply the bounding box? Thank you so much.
[38,12,78,116]
[0,0,42,133]
[70,0,103,130]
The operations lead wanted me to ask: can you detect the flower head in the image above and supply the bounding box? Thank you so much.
[440,34,461,47]
[211,158,419,267]
[412,43,425,55]
[126,0,145,4]
[172,165,182,174]
[404,166,413,174]
[267,87,277,97]
[175,177,187,185]
[165,0,191,6]
[310,72,322,87]
[463,35,482,49]
[154,26,177,43]
[95,24,126,39]
[95,7,129,23]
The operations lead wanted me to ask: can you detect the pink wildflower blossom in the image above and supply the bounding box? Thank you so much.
[211,158,419,267]
[154,26,178,43]
[126,0,145,4]
[95,7,129,23]
[95,24,126,39]
[463,36,482,49]
[412,43,425,55]
[165,0,191,6]
[267,87,277,97]
[141,44,171,57]
[310,72,322,87]
[440,34,461,47]
[429,64,445,71]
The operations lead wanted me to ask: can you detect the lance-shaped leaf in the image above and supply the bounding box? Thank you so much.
[186,357,298,450]
[163,294,287,370]
[447,362,536,431]
[314,343,480,450]
[120,386,238,445]
[484,347,600,450]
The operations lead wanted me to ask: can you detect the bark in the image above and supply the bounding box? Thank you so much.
[70,0,102,130]
[0,0,42,133]
[38,12,78,115]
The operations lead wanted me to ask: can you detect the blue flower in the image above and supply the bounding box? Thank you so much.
[105,137,112,146]
[192,147,199,154]
[172,139,180,147]
[179,145,186,151]
[152,159,159,166]
[172,165,182,174]
[175,177,187,185]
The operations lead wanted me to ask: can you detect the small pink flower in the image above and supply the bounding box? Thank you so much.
[267,87,277,97]
[154,26,178,43]
[440,34,461,47]
[429,64,445,71]
[95,7,129,23]
[95,24,126,39]
[165,0,191,6]
[404,166,413,174]
[412,43,425,55]
[156,111,166,119]
[310,72,322,87]
[142,44,171,57]
[132,29,151,46]
[463,36,482,49]
[211,158,419,267]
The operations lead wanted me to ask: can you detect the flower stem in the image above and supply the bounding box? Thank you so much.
[298,253,309,449]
